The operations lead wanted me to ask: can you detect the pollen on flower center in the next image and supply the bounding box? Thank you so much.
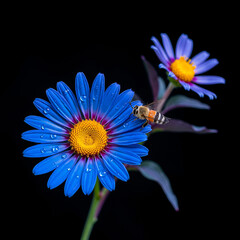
[69,120,108,157]
[170,56,196,82]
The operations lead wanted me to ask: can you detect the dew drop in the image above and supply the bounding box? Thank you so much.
[80,96,86,102]
[64,89,69,94]
[40,148,45,153]
[99,171,106,177]
[76,175,80,178]
[43,108,50,114]
[41,125,45,130]
[92,97,96,101]
[67,168,71,171]
[40,135,44,138]
[61,154,67,159]
[86,168,92,173]
[50,134,57,139]
[52,146,59,152]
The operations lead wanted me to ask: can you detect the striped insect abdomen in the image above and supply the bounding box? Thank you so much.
[154,111,168,124]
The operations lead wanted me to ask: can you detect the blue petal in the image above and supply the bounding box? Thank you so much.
[57,81,82,121]
[193,76,225,85]
[109,132,147,145]
[179,80,191,91]
[33,151,72,175]
[23,143,69,158]
[24,115,69,135]
[113,144,149,157]
[105,105,132,130]
[75,72,90,119]
[22,130,67,143]
[151,36,170,66]
[33,98,69,128]
[107,100,144,131]
[189,83,217,100]
[46,88,76,124]
[90,73,105,120]
[141,125,152,134]
[97,82,120,122]
[191,51,210,66]
[47,156,77,190]
[175,34,188,59]
[110,114,146,135]
[81,157,97,195]
[102,89,134,125]
[64,156,86,197]
[182,39,193,58]
[108,148,142,165]
[195,59,219,75]
[101,152,129,181]
[161,33,175,60]
[95,156,115,191]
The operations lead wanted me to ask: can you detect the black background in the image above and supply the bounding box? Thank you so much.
[4,7,237,240]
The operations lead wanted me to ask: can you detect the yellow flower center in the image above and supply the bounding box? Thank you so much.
[69,120,108,157]
[170,56,196,82]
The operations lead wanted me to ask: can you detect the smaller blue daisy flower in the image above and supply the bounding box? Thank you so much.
[22,72,150,197]
[151,33,225,99]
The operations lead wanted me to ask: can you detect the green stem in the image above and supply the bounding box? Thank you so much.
[80,180,109,240]
[156,82,175,112]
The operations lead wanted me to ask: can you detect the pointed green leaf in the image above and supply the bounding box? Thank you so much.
[141,56,159,101]
[163,95,210,113]
[151,118,217,134]
[157,76,166,100]
[138,161,179,211]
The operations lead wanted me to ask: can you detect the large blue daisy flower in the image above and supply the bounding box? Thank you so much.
[22,72,150,197]
[151,33,225,99]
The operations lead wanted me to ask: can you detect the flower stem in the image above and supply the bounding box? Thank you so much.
[80,179,110,240]
[156,82,175,112]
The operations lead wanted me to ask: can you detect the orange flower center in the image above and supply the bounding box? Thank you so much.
[69,120,108,157]
[170,56,196,82]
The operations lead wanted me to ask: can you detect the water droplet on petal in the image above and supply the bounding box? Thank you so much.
[43,108,50,114]
[41,125,45,130]
[61,154,67,159]
[99,171,106,177]
[67,168,71,171]
[80,96,86,102]
[86,168,92,173]
[50,134,57,139]
[41,148,45,153]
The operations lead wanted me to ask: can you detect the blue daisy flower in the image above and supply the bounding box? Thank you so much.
[22,72,150,197]
[151,33,225,99]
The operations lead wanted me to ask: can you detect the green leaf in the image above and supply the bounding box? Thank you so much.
[141,56,159,101]
[157,76,166,99]
[138,161,179,211]
[151,118,217,134]
[163,95,210,113]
